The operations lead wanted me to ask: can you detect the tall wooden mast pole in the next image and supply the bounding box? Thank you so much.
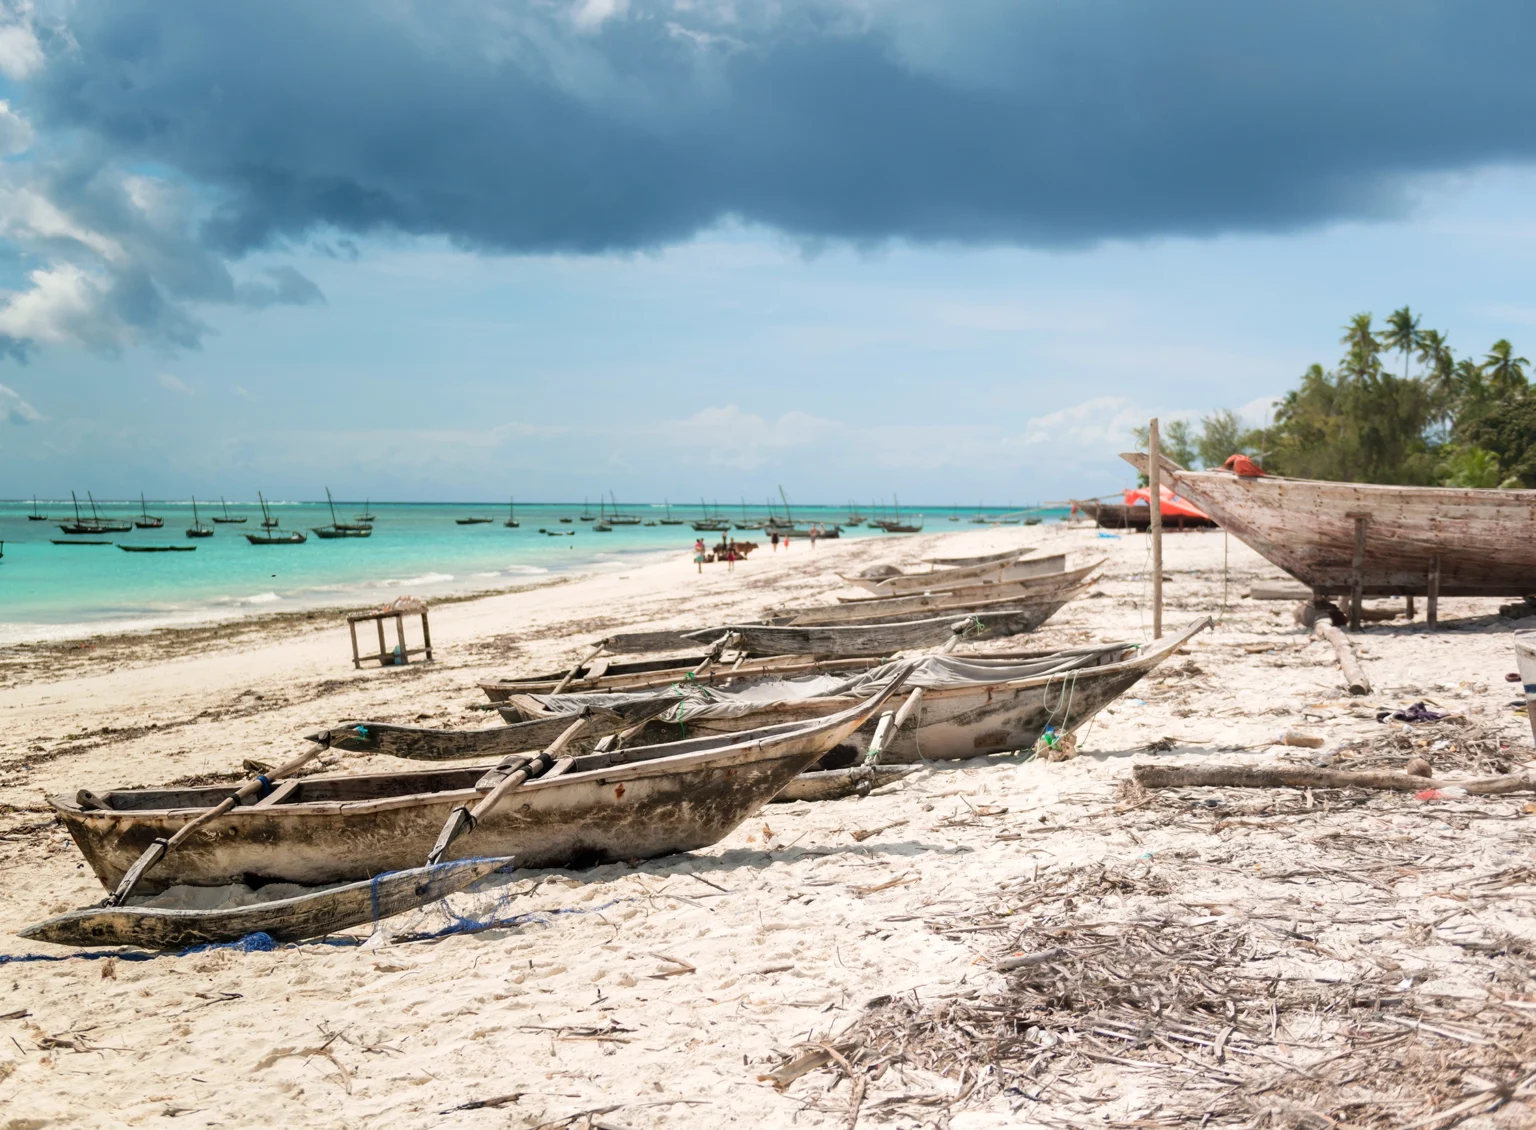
[1148,418,1163,640]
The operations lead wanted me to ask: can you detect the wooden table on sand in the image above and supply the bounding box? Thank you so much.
[347,602,433,669]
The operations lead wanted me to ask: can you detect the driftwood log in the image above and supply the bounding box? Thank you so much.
[1313,620,1371,695]
[1132,763,1535,794]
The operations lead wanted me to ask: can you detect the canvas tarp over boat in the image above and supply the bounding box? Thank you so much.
[512,647,1130,725]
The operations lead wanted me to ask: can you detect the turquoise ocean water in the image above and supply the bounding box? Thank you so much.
[0,499,1064,642]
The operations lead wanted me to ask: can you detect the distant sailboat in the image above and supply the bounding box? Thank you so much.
[312,488,372,539]
[659,499,684,525]
[593,496,612,532]
[134,493,164,529]
[59,491,131,535]
[579,498,597,521]
[504,496,520,528]
[355,498,376,523]
[211,497,247,524]
[247,492,307,544]
[27,494,46,521]
[186,496,214,539]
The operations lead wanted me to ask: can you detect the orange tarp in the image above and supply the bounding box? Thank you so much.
[1123,484,1210,521]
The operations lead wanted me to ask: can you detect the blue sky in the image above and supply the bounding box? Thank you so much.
[2,2,1536,503]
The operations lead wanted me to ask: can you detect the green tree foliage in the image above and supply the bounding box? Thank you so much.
[1195,409,1248,469]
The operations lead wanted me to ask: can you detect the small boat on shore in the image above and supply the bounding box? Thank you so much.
[1122,453,1527,598]
[186,496,214,539]
[839,559,1089,604]
[49,681,908,893]
[509,622,1209,763]
[134,493,164,529]
[682,614,982,657]
[210,497,247,524]
[842,554,1072,596]
[312,488,372,539]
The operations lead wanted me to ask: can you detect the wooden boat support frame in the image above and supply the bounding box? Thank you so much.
[348,606,433,669]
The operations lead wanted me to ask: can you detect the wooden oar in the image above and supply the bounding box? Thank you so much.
[426,713,592,866]
[552,642,607,695]
[862,621,975,767]
[105,746,327,907]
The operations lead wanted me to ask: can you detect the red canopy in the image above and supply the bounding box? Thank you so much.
[1124,484,1210,521]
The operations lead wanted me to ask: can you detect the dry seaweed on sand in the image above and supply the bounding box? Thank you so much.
[773,838,1536,1129]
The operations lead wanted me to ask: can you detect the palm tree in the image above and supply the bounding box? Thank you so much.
[1483,339,1529,399]
[1339,313,1380,384]
[1415,328,1456,435]
[1380,306,1423,380]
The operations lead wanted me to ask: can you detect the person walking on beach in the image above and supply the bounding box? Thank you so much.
[694,538,706,574]
[726,541,737,572]
[809,523,819,548]
[771,530,780,552]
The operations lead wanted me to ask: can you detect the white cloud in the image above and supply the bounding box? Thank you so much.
[157,372,194,395]
[0,381,40,423]
[661,404,839,468]
[570,0,627,32]
[1237,395,1283,428]
[1017,395,1147,450]
[0,7,44,82]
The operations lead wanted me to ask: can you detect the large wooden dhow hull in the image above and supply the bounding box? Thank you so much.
[512,621,1209,763]
[1121,453,1536,597]
[51,687,903,893]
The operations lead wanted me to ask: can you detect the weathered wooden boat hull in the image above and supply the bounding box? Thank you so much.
[824,562,1099,613]
[516,621,1208,764]
[683,615,976,657]
[19,857,509,949]
[846,555,1067,596]
[802,594,1079,638]
[51,688,903,893]
[793,581,1084,627]
[920,548,1029,567]
[479,653,877,701]
[1121,454,1536,597]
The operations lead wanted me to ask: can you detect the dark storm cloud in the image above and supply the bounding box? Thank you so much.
[28,0,1536,256]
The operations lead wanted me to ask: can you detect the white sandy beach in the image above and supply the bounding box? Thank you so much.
[2,524,1533,1128]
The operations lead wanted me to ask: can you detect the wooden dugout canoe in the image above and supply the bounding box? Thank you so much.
[786,585,1085,633]
[1121,453,1536,598]
[825,561,1099,610]
[920,548,1031,567]
[50,681,908,894]
[682,615,978,657]
[844,554,1067,596]
[478,652,877,702]
[511,621,1210,763]
[21,857,508,949]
